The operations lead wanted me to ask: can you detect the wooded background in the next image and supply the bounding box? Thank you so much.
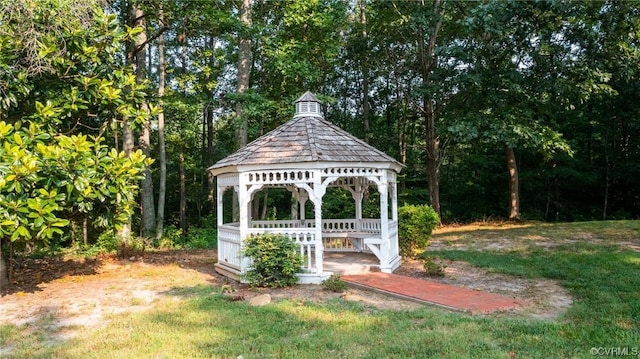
[1,0,639,247]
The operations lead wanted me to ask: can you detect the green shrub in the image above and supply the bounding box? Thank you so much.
[156,225,184,249]
[321,274,348,292]
[242,234,303,288]
[420,254,446,277]
[96,230,119,253]
[186,228,217,249]
[398,204,440,258]
[117,235,147,258]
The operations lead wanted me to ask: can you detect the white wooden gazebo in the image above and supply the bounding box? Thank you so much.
[208,92,403,284]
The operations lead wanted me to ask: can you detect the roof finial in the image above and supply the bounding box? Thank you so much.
[294,91,322,118]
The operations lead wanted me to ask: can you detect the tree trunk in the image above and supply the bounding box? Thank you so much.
[260,192,269,220]
[291,191,299,220]
[359,0,370,142]
[177,23,189,235]
[118,3,143,242]
[252,193,260,220]
[394,72,408,166]
[505,145,520,219]
[206,58,215,214]
[119,1,137,243]
[155,15,167,240]
[417,0,444,219]
[233,0,252,222]
[179,151,187,235]
[425,100,441,217]
[236,0,252,147]
[140,118,155,237]
[203,92,216,217]
[118,120,135,242]
[0,238,9,290]
[131,4,155,238]
[83,216,88,246]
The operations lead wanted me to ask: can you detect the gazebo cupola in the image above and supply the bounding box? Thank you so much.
[208,92,404,284]
[294,91,323,118]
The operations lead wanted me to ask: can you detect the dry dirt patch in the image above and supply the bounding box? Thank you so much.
[0,250,421,334]
[1,247,571,340]
[1,251,220,329]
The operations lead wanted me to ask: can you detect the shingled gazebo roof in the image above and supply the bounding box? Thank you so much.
[209,92,403,175]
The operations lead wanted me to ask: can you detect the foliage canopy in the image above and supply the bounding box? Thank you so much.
[0,0,150,248]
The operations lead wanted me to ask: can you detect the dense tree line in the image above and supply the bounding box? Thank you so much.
[1,0,639,285]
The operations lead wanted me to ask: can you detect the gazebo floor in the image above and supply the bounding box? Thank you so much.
[323,252,380,275]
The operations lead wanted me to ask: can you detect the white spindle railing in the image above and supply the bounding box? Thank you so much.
[360,219,382,233]
[251,220,315,229]
[245,170,314,185]
[388,220,399,256]
[218,224,241,269]
[322,219,357,232]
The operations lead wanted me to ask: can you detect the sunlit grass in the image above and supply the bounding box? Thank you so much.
[50,290,565,359]
[429,221,640,355]
[2,285,572,359]
[0,314,69,359]
[433,220,640,249]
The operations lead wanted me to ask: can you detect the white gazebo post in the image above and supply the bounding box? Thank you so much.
[354,178,364,232]
[298,188,308,222]
[378,171,390,270]
[311,174,326,274]
[237,178,250,271]
[216,186,224,228]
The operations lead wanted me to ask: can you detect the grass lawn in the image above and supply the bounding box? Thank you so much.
[1,220,639,358]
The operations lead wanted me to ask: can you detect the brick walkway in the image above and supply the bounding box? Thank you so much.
[341,272,527,314]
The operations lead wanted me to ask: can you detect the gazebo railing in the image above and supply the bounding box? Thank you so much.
[251,220,314,229]
[360,219,383,233]
[322,218,381,233]
[218,218,395,274]
[248,219,383,253]
[218,224,242,269]
[250,219,382,233]
[322,219,357,232]
[388,220,399,256]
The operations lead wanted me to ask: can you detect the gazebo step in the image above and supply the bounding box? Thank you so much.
[214,263,241,281]
[324,252,381,275]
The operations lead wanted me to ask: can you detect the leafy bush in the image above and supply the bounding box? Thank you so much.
[419,254,446,277]
[117,235,147,258]
[155,226,216,249]
[96,230,119,253]
[242,234,303,288]
[186,228,217,249]
[398,204,440,258]
[321,274,348,292]
[156,225,184,249]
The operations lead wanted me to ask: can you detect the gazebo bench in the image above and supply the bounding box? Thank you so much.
[322,231,381,252]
